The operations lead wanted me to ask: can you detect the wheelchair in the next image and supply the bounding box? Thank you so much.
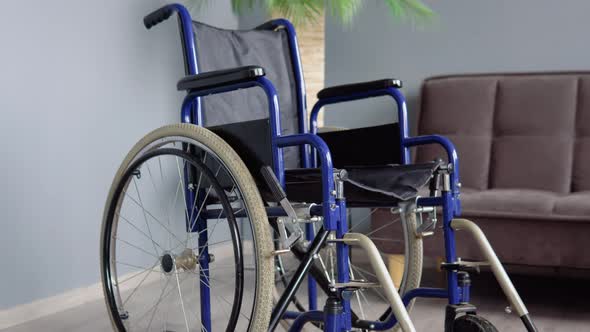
[100,4,538,331]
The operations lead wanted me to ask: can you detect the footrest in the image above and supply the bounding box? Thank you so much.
[331,281,381,289]
[441,260,490,273]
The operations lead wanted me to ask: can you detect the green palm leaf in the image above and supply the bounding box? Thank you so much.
[189,0,433,26]
[383,0,434,20]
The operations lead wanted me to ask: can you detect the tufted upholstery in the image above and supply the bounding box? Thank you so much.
[418,72,590,195]
[414,72,590,269]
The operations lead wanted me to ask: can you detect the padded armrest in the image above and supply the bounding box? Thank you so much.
[177,65,265,91]
[317,78,402,99]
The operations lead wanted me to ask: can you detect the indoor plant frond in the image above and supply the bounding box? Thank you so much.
[192,0,433,26]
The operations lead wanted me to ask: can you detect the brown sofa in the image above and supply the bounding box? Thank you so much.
[394,72,590,270]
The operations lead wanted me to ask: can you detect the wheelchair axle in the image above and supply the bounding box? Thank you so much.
[160,248,202,274]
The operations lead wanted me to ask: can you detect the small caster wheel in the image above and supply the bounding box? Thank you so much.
[453,314,498,332]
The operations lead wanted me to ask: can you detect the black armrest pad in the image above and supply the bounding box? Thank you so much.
[177,66,265,91]
[317,79,402,99]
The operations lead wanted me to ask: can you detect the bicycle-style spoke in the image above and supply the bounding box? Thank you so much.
[349,261,366,320]
[115,236,159,259]
[116,260,157,271]
[104,141,265,332]
[132,274,174,328]
[187,164,222,233]
[350,264,389,304]
[116,260,159,285]
[272,204,417,328]
[349,208,378,232]
[364,218,400,237]
[123,188,185,248]
[132,177,160,256]
[193,239,232,253]
[116,212,165,253]
[200,272,252,323]
[175,156,191,230]
[145,161,172,231]
[174,265,191,332]
[122,262,158,306]
[185,152,208,245]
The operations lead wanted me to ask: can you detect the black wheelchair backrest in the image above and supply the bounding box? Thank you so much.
[192,21,300,168]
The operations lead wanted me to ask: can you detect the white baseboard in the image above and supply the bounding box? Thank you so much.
[0,268,166,330]
[0,279,105,330]
[0,242,234,330]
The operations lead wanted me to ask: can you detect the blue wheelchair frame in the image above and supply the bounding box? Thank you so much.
[148,4,499,331]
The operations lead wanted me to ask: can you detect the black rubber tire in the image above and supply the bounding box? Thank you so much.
[453,314,499,332]
[100,124,273,332]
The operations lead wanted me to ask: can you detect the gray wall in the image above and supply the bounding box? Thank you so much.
[324,0,590,130]
[0,0,239,309]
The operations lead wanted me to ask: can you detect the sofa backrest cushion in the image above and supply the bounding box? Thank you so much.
[417,72,590,193]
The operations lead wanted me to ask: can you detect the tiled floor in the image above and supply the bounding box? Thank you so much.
[3,272,589,331]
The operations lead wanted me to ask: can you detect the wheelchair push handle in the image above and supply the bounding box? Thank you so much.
[143,5,175,29]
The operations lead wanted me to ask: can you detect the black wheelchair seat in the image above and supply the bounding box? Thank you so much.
[208,118,440,207]
[284,162,441,207]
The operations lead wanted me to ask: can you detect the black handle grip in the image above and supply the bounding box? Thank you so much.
[261,166,286,202]
[143,6,175,29]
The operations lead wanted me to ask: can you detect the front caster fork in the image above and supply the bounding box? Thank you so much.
[443,269,477,332]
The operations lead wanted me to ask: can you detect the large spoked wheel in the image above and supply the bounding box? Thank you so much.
[274,204,423,331]
[101,124,273,331]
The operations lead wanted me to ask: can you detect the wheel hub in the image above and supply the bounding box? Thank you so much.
[176,248,198,271]
[161,253,174,274]
[160,249,198,274]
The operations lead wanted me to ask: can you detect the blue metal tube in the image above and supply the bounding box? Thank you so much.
[403,287,449,305]
[275,133,337,230]
[261,19,318,307]
[288,310,323,332]
[309,87,410,165]
[283,310,302,320]
[154,3,203,127]
[179,76,285,185]
[162,5,210,324]
[149,3,198,75]
[309,89,399,134]
[264,19,310,164]
[460,277,471,303]
[308,88,462,205]
[176,72,284,331]
[182,174,212,330]
[442,191,460,305]
[196,212,212,331]
[324,308,341,332]
[336,199,351,331]
[403,136,461,194]
[164,4,471,328]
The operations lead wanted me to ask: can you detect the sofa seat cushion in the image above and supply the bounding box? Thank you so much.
[460,188,590,222]
[553,192,590,217]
